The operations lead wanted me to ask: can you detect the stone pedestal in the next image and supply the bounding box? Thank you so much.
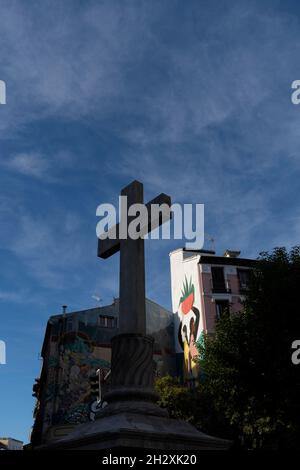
[39,334,231,450]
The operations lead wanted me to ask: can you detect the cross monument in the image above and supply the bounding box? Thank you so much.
[98,180,171,334]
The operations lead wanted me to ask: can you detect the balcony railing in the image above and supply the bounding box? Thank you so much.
[211,278,231,293]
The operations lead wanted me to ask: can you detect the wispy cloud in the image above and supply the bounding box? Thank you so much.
[0,289,25,303]
[3,152,49,178]
[0,0,299,296]
[1,149,79,184]
[0,0,161,137]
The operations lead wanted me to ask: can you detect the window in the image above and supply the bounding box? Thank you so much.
[215,300,230,320]
[211,267,226,293]
[98,315,116,328]
[66,317,73,332]
[106,317,114,328]
[237,268,250,292]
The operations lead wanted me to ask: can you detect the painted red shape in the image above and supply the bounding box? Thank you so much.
[181,292,194,314]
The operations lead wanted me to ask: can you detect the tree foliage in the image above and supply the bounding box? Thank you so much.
[197,247,300,449]
[155,375,196,423]
[156,247,300,449]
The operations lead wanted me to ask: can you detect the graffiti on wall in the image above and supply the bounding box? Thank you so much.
[35,302,177,444]
[177,276,201,381]
[43,332,110,430]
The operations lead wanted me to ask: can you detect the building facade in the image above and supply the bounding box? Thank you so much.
[170,248,256,383]
[31,248,256,446]
[0,437,23,450]
[31,298,175,446]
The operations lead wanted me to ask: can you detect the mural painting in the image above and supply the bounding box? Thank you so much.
[34,301,175,444]
[43,331,110,433]
[177,276,202,382]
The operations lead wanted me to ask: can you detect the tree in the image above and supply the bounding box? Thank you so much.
[197,247,300,449]
[155,375,196,423]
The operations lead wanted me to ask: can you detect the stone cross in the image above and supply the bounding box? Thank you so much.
[98,180,171,335]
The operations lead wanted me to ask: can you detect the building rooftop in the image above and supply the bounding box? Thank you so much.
[169,247,257,267]
[0,437,23,443]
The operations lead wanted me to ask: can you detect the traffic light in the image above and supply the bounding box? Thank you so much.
[89,370,100,401]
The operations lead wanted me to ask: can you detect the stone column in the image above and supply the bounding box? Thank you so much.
[100,333,167,418]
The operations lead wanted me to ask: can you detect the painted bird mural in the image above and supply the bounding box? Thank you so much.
[177,276,200,381]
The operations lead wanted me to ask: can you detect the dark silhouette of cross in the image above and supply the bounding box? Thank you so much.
[97,180,171,335]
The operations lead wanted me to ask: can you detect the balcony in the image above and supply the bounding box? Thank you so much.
[211,278,231,294]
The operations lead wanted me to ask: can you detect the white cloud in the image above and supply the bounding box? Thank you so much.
[4,152,49,178]
[0,0,300,300]
[0,289,24,302]
[0,0,298,156]
[1,149,79,182]
[0,0,156,137]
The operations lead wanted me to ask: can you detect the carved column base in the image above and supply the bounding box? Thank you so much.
[96,333,168,419]
[38,334,232,449]
[109,333,156,388]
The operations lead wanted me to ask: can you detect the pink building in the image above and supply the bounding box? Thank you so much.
[169,248,256,382]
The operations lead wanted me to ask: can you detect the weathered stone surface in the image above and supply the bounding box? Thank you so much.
[110,334,155,388]
[119,181,146,335]
[38,412,231,450]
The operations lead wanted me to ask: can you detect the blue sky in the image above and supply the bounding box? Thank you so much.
[1,0,300,443]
